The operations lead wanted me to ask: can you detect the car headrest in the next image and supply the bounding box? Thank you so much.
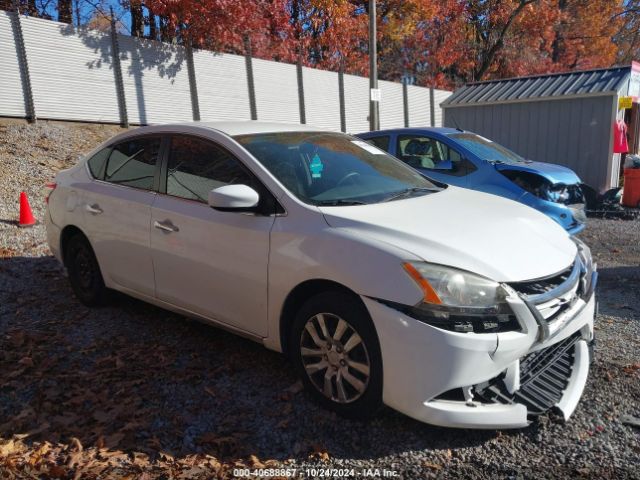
[404,139,430,156]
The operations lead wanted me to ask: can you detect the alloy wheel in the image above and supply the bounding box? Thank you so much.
[299,313,371,403]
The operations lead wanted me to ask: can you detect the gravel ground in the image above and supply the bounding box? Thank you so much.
[0,121,639,479]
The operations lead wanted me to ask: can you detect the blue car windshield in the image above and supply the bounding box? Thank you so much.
[235,131,440,206]
[449,133,526,164]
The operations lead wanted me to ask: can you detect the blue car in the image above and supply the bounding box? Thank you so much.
[357,128,586,234]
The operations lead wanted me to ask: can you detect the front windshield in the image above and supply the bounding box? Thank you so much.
[235,131,440,206]
[449,133,526,164]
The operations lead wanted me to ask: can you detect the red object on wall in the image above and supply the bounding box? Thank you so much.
[613,119,629,153]
[622,168,640,208]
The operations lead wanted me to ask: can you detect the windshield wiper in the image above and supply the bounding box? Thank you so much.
[315,199,367,206]
[383,187,434,202]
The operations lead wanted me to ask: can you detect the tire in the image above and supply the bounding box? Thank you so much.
[289,290,383,419]
[64,233,109,306]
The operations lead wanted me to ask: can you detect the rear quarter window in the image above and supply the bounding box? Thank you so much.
[86,148,110,180]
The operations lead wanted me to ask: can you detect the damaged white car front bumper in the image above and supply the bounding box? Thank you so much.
[364,256,597,429]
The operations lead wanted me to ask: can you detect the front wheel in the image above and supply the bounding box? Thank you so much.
[290,291,383,419]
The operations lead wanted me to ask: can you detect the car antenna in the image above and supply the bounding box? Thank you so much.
[450,114,464,132]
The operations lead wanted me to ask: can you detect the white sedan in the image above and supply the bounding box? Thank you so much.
[45,122,597,429]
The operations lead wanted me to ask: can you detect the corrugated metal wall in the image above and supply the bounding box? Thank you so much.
[443,95,616,190]
[433,89,450,126]
[378,80,403,129]
[302,67,341,131]
[407,85,431,127]
[0,12,26,117]
[0,13,450,131]
[252,58,299,123]
[194,51,251,122]
[118,35,192,124]
[20,16,120,122]
[343,73,370,133]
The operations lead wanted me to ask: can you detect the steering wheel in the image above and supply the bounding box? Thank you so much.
[337,172,361,187]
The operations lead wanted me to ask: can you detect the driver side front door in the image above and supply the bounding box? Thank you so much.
[396,135,469,187]
[150,134,275,336]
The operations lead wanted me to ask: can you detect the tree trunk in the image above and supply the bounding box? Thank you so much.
[130,0,143,37]
[27,0,38,16]
[159,15,171,42]
[474,0,538,81]
[58,0,72,23]
[147,7,157,40]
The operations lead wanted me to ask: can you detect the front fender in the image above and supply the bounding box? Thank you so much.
[264,221,423,351]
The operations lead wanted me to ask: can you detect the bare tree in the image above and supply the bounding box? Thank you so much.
[472,0,540,80]
[58,0,73,22]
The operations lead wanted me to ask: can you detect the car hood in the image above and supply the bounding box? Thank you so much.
[494,161,581,185]
[319,186,576,282]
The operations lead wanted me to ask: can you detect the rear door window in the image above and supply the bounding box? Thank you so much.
[104,137,161,190]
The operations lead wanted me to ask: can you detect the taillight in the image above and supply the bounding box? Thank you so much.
[44,182,56,204]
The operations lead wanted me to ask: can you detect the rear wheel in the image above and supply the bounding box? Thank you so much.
[290,291,383,419]
[64,233,109,306]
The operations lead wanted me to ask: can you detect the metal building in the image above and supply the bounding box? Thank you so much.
[442,63,640,191]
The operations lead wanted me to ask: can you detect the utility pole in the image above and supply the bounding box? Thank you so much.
[368,0,379,131]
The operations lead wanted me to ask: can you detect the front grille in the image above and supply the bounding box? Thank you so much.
[475,332,581,415]
[510,263,575,296]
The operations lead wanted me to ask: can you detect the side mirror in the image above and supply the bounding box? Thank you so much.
[208,184,259,211]
[433,160,454,170]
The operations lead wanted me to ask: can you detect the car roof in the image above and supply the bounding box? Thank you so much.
[133,121,326,137]
[358,127,462,136]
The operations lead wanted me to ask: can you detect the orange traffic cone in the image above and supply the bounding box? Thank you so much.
[19,192,36,227]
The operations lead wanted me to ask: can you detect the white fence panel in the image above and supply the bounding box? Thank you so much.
[20,16,120,122]
[343,74,369,134]
[407,85,431,127]
[0,16,450,128]
[118,35,192,125]
[252,58,299,123]
[0,12,26,118]
[379,80,404,129]
[302,67,341,131]
[194,51,250,121]
[433,89,452,126]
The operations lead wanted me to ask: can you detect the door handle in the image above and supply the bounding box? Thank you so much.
[154,220,179,233]
[85,203,103,214]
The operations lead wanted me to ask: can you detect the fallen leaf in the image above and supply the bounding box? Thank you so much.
[423,461,443,470]
[204,386,216,398]
[249,454,265,469]
[70,437,83,452]
[0,439,16,456]
[48,465,67,478]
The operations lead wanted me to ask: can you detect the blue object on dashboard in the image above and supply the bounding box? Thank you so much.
[357,128,586,234]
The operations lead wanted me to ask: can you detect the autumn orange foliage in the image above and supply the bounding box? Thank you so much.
[139,0,631,88]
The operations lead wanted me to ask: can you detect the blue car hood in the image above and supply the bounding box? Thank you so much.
[494,161,581,185]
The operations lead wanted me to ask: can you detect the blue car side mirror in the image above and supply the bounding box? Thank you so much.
[433,160,454,170]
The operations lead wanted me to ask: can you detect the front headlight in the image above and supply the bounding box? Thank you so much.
[403,262,509,310]
[401,262,519,333]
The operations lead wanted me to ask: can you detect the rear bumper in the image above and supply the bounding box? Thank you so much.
[363,293,595,429]
[45,210,63,263]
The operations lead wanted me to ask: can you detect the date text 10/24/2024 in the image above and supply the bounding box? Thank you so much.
[233,468,401,478]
